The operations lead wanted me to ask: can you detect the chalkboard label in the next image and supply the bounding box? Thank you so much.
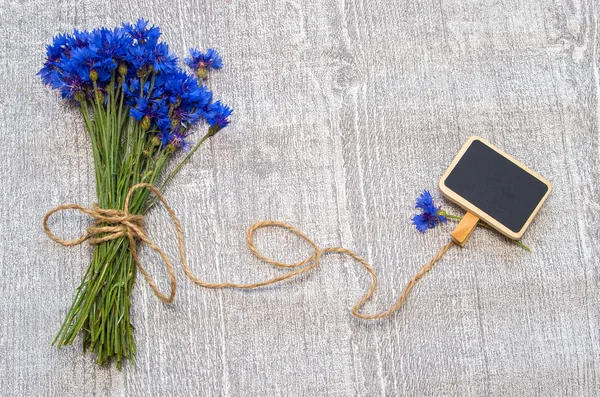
[439,137,551,240]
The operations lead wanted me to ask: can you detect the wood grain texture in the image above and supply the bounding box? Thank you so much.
[0,0,599,395]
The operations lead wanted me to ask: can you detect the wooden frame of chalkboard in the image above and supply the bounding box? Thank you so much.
[439,136,552,240]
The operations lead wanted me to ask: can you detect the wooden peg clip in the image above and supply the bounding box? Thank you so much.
[451,212,479,247]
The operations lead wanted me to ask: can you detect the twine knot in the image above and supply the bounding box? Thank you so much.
[85,205,146,245]
[44,183,455,318]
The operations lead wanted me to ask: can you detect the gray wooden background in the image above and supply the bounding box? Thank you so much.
[1,0,599,395]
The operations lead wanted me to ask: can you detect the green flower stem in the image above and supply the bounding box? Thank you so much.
[160,129,212,193]
[143,129,212,212]
[79,103,102,195]
[439,211,531,252]
[513,240,532,252]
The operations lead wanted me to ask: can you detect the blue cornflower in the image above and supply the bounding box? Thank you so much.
[91,27,132,60]
[411,190,447,233]
[49,69,86,100]
[151,42,178,74]
[123,78,145,103]
[185,48,223,78]
[38,33,73,85]
[38,62,57,86]
[158,128,175,148]
[126,43,154,71]
[69,46,115,83]
[129,97,151,120]
[185,48,223,70]
[157,117,173,133]
[122,78,162,103]
[123,19,161,45]
[160,71,212,107]
[172,105,202,126]
[169,129,192,151]
[183,82,212,106]
[206,101,233,131]
[129,97,168,122]
[70,29,93,48]
[157,71,185,104]
[42,45,96,100]
[48,33,72,53]
[156,120,191,150]
[415,189,435,212]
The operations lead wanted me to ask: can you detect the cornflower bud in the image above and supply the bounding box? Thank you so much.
[137,65,148,79]
[142,170,154,181]
[89,69,98,82]
[74,91,86,103]
[95,90,104,104]
[140,116,151,132]
[118,63,127,76]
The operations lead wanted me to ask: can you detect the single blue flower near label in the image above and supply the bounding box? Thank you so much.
[412,190,447,233]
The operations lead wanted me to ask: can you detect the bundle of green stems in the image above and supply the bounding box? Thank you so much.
[53,76,211,369]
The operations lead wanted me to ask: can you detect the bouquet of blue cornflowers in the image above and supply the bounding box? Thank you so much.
[40,19,232,368]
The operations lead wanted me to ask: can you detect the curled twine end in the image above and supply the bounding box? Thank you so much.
[43,183,455,319]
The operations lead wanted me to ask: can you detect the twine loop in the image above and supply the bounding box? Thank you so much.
[44,183,455,319]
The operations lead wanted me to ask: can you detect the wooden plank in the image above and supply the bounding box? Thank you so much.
[0,0,598,395]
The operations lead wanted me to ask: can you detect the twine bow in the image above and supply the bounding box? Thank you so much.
[44,183,454,319]
[43,183,180,303]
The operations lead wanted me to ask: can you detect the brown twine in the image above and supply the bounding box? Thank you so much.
[43,183,455,319]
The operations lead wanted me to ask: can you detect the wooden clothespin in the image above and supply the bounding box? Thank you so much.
[450,212,479,247]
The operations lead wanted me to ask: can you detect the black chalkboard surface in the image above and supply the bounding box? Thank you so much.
[439,137,551,240]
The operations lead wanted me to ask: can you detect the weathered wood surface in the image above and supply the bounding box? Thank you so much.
[0,0,599,395]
